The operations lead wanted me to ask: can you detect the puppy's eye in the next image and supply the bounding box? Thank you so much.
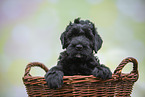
[83,28,93,40]
[67,30,78,38]
[86,35,92,40]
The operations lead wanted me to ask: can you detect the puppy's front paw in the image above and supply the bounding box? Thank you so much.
[45,70,64,89]
[92,67,112,80]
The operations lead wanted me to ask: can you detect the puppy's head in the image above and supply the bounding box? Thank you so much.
[60,18,103,58]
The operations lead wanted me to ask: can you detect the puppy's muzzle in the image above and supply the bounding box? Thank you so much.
[75,44,83,51]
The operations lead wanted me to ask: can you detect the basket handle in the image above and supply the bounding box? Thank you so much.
[114,57,138,75]
[24,62,49,77]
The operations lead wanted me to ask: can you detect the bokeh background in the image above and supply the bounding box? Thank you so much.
[0,0,145,96]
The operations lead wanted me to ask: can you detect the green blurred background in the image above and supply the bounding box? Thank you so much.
[0,0,145,96]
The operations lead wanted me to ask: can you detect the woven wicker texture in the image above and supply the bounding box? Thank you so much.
[23,57,139,97]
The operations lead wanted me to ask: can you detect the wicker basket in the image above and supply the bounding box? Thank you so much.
[23,57,139,97]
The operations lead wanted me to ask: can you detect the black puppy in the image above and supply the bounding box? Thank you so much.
[45,18,112,89]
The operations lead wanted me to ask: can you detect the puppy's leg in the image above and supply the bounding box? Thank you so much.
[45,66,64,89]
[92,65,112,80]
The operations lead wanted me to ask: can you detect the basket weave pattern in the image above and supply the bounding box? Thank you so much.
[23,57,139,97]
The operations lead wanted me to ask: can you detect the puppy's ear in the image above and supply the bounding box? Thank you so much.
[90,23,103,53]
[60,32,66,49]
[93,32,103,53]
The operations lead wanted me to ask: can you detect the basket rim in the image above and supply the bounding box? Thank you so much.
[23,72,139,85]
[23,57,139,84]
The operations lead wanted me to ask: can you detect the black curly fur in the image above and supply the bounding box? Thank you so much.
[45,18,112,89]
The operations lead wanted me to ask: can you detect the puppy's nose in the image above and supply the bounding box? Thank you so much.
[75,44,83,50]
